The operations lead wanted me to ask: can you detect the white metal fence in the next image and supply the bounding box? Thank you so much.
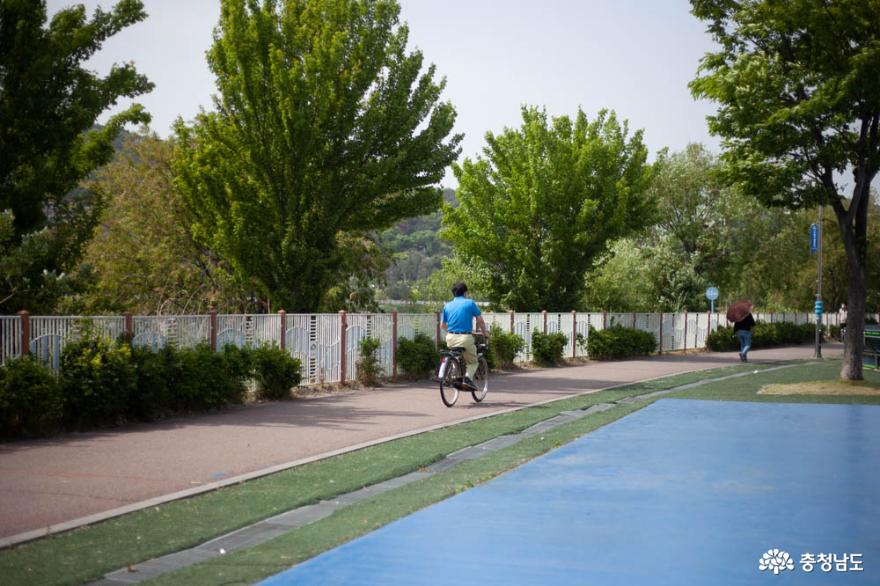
[1,309,857,383]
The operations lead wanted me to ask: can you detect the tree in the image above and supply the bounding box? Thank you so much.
[583,144,813,312]
[67,131,247,315]
[174,0,461,312]
[0,0,153,312]
[443,107,655,311]
[690,0,880,379]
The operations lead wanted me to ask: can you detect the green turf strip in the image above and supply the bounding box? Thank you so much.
[0,361,788,586]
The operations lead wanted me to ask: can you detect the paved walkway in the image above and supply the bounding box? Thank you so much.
[0,344,841,545]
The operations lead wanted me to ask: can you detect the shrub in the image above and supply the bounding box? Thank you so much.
[707,322,817,352]
[129,345,175,421]
[168,344,244,411]
[706,326,739,352]
[252,345,301,400]
[531,330,568,366]
[586,325,657,360]
[0,357,64,437]
[397,333,437,379]
[487,323,524,369]
[356,337,383,386]
[60,329,136,428]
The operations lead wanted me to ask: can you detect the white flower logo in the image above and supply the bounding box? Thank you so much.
[759,549,795,574]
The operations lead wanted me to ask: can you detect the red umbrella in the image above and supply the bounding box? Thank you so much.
[727,300,753,323]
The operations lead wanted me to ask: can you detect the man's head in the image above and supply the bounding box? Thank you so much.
[451,282,468,297]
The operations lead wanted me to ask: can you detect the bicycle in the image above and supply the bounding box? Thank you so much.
[438,332,489,407]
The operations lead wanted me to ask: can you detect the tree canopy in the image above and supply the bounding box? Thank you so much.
[690,0,880,379]
[174,0,461,312]
[443,107,655,311]
[67,132,247,315]
[0,0,153,312]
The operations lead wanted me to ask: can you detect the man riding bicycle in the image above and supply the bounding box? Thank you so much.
[441,281,488,389]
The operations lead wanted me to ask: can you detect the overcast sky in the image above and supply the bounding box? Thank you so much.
[47,0,721,186]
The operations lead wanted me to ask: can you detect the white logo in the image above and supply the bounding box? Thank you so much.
[759,549,795,574]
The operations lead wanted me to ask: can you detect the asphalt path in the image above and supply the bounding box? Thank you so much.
[0,344,841,546]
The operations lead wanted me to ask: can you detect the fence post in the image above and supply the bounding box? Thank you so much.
[571,310,577,358]
[603,311,607,329]
[542,310,547,334]
[392,311,398,382]
[509,310,514,334]
[632,312,636,328]
[124,312,133,341]
[435,311,441,350]
[209,308,218,351]
[18,310,30,357]
[278,310,286,350]
[683,311,688,353]
[658,311,664,354]
[339,310,347,384]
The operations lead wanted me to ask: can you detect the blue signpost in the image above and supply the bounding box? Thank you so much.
[810,223,819,254]
[705,286,719,313]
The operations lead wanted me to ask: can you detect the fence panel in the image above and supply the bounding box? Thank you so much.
[0,316,21,366]
[397,313,436,342]
[344,313,394,381]
[481,312,510,333]
[286,314,341,385]
[28,316,126,368]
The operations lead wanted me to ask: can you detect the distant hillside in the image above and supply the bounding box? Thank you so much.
[379,188,455,299]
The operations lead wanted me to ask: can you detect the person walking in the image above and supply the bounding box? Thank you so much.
[440,282,487,389]
[734,311,756,362]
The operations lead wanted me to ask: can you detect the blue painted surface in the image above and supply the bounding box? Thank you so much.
[260,400,880,585]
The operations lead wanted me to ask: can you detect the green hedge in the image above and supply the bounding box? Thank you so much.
[706,322,816,352]
[487,323,525,369]
[0,357,64,438]
[0,331,302,438]
[531,330,568,366]
[586,325,657,360]
[397,333,438,379]
[252,345,302,400]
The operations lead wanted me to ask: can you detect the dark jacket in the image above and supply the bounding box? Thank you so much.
[734,313,755,332]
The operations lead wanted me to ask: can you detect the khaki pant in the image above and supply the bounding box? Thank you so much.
[445,333,478,379]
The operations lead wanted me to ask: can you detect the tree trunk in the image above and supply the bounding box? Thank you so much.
[837,193,870,381]
[841,263,866,381]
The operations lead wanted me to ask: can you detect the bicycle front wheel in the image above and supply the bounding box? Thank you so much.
[471,356,489,402]
[439,357,461,407]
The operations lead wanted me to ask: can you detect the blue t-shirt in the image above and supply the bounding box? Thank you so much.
[441,296,482,333]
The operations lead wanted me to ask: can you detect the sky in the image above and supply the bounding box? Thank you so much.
[46,0,722,187]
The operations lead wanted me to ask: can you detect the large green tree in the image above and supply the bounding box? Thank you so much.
[174,0,461,312]
[0,0,153,312]
[443,107,655,311]
[690,0,880,379]
[68,132,248,315]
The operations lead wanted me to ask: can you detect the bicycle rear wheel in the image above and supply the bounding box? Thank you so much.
[471,356,489,402]
[439,357,461,407]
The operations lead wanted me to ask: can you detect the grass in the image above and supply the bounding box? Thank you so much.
[667,359,880,404]
[0,360,827,585]
[758,379,880,396]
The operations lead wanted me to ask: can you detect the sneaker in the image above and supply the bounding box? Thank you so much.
[739,352,744,362]
[742,355,748,363]
[463,376,475,389]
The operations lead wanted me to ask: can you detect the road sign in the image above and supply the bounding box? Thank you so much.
[810,224,818,253]
[706,287,719,313]
[815,300,824,315]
